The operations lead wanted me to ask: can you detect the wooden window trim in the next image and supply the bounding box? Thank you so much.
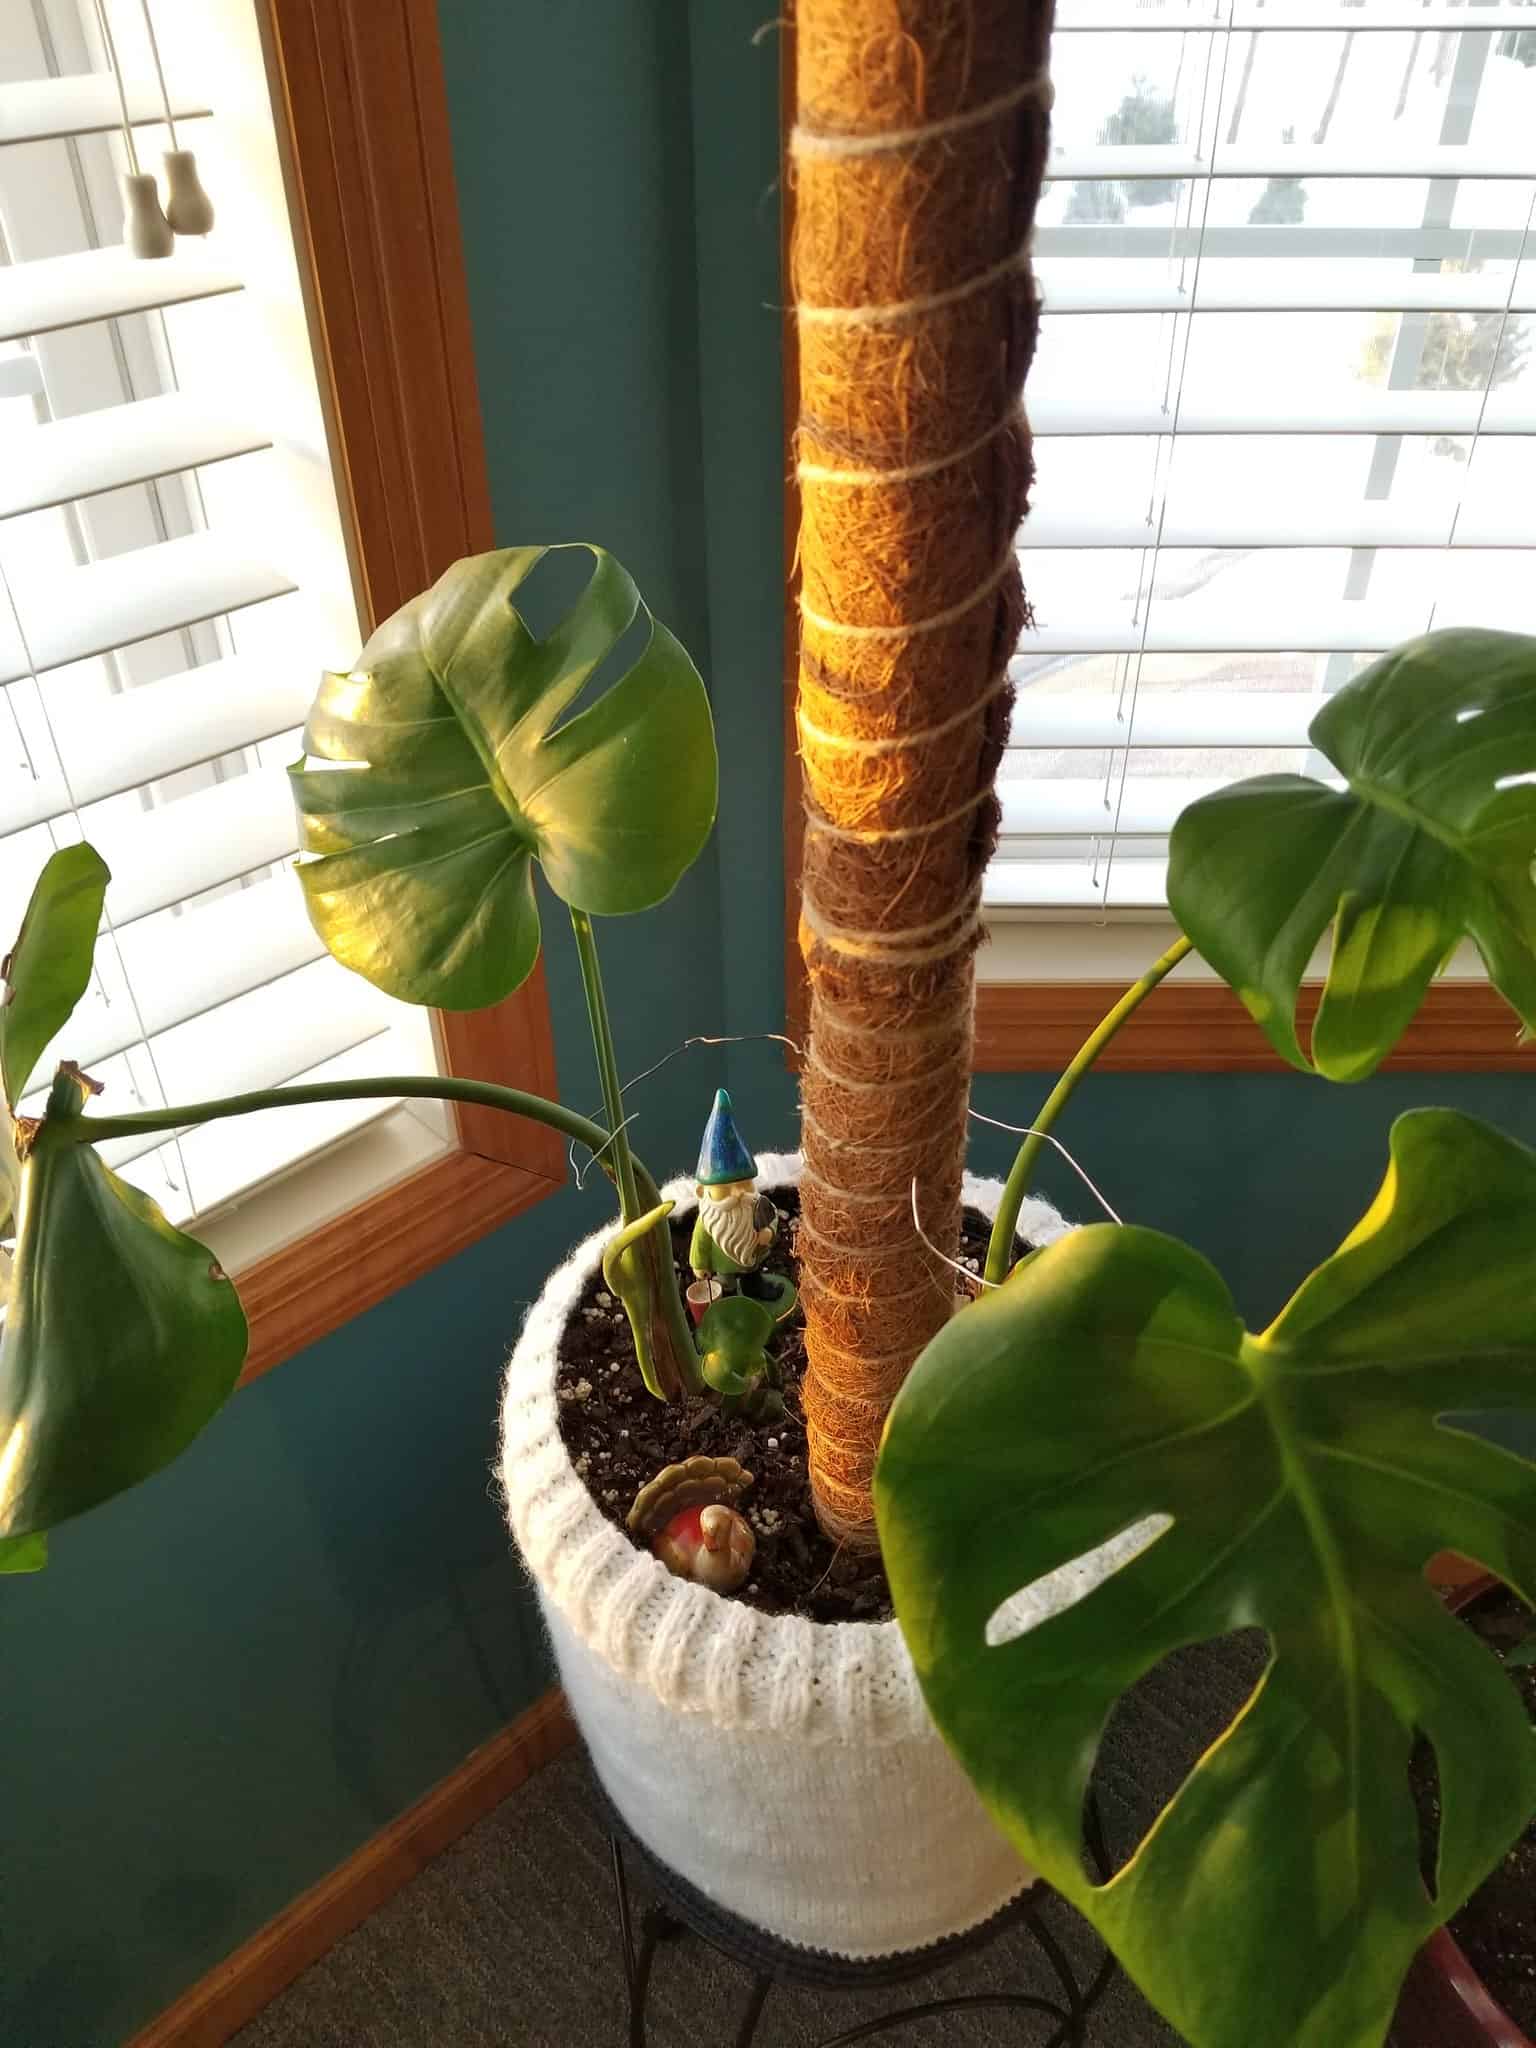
[233,0,563,1386]
[774,24,1524,1082]
[970,979,1527,1074]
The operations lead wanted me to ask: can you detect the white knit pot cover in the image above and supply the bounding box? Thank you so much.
[500,1152,1070,1960]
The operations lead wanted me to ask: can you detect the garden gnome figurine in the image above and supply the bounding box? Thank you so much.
[691,1088,777,1293]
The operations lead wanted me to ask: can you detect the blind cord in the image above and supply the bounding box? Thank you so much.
[0,553,193,1201]
[90,0,139,177]
[1097,15,1238,919]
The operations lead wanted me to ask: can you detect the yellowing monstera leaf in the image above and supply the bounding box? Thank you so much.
[289,546,717,1010]
[876,1108,1536,2048]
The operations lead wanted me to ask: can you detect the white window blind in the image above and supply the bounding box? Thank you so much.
[0,0,446,1239]
[990,0,1536,921]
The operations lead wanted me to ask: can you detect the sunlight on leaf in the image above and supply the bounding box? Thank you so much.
[290,546,717,1010]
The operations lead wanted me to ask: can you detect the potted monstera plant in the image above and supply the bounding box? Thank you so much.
[1,530,1534,2048]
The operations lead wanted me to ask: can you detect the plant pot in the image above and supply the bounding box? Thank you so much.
[685,1276,723,1324]
[1392,1575,1534,2048]
[500,1151,1071,1959]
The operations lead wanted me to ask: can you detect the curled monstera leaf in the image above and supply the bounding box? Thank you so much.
[289,546,718,1011]
[1168,628,1536,1080]
[0,839,109,1111]
[0,852,249,1554]
[876,1107,1536,2048]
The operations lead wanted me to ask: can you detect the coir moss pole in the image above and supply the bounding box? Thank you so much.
[791,0,1055,1544]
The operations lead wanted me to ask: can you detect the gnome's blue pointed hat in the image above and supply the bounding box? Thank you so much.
[696,1088,756,1186]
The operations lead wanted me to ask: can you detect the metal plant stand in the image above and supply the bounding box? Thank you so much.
[604,1794,1117,2048]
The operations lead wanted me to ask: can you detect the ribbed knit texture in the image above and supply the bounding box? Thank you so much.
[500,1154,1073,1957]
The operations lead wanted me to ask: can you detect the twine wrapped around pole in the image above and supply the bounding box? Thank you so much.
[792,0,1054,1545]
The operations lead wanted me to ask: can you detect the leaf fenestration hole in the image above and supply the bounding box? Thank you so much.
[512,551,655,732]
[985,1514,1174,1649]
[1409,1728,1442,1903]
[1083,1626,1271,1885]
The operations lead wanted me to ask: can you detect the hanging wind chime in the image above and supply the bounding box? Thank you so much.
[94,0,215,259]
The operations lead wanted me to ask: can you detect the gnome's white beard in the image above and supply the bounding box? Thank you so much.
[698,1187,762,1267]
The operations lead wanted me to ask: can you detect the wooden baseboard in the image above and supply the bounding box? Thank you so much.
[129,1689,576,2048]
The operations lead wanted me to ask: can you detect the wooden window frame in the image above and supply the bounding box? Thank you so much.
[775,38,1525,1081]
[232,0,563,1384]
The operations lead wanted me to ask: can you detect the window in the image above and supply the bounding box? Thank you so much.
[975,0,1536,1059]
[0,0,560,1369]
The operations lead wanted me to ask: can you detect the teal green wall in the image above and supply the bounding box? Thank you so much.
[5,7,1531,2043]
[0,8,770,2043]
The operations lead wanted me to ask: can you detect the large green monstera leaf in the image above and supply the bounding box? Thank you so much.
[0,851,248,1558]
[290,546,717,1010]
[1168,628,1536,1080]
[876,1108,1536,2048]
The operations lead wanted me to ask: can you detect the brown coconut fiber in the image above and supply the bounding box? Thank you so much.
[791,0,1054,1543]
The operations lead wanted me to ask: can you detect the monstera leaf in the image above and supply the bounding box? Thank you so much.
[0,840,108,1110]
[290,546,717,1010]
[0,853,249,1551]
[876,1108,1536,2048]
[1168,629,1536,1080]
[696,1278,797,1397]
[0,1530,46,1573]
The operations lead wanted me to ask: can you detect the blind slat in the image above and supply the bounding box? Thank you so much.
[63,655,313,808]
[1038,225,1533,261]
[0,76,210,148]
[1008,688,1318,750]
[1048,143,1536,181]
[1029,391,1536,436]
[0,532,297,684]
[999,777,1233,838]
[71,1022,402,1176]
[0,655,306,841]
[151,955,396,1106]
[161,1024,427,1217]
[0,393,271,521]
[984,859,1171,910]
[87,765,300,927]
[1020,609,1427,654]
[30,876,326,1078]
[1053,4,1536,31]
[1038,273,1536,315]
[1021,510,1535,549]
[0,247,242,346]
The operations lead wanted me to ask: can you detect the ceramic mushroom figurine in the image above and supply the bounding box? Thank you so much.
[628,1455,756,1594]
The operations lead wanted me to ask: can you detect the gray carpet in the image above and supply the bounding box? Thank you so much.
[233,1637,1275,2048]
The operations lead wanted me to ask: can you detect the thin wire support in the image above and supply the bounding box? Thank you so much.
[564,1031,805,1184]
[966,1108,1125,1225]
